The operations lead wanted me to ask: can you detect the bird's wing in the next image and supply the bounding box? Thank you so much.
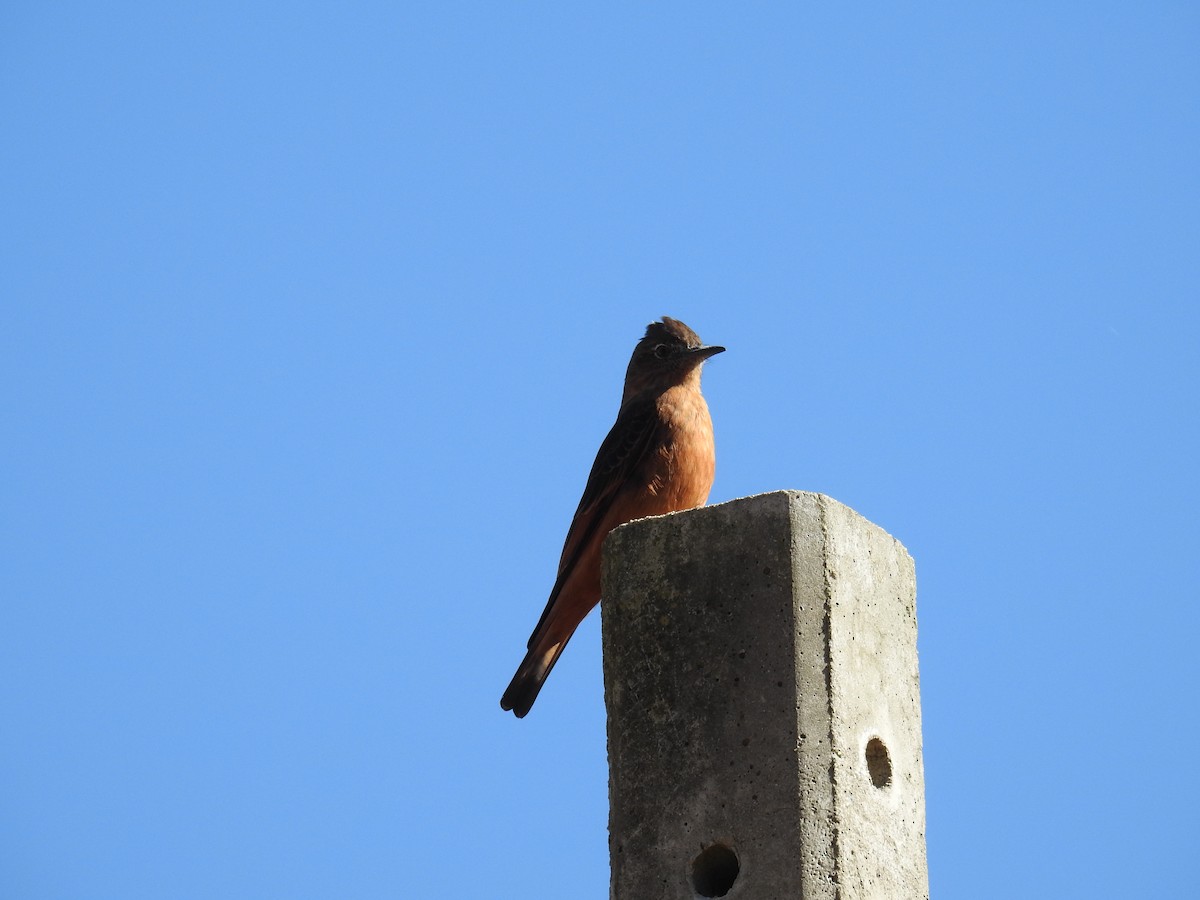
[525,396,663,648]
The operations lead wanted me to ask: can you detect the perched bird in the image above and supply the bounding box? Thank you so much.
[501,317,724,718]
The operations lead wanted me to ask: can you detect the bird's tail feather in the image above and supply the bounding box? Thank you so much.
[500,637,569,718]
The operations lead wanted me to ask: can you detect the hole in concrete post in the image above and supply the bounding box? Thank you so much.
[690,842,739,897]
[866,737,893,788]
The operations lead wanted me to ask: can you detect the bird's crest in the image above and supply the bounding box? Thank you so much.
[643,317,701,349]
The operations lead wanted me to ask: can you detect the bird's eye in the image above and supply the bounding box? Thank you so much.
[653,343,671,359]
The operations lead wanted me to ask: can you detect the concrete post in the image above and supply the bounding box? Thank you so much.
[601,491,928,900]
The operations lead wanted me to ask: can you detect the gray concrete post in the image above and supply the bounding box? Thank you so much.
[601,491,928,900]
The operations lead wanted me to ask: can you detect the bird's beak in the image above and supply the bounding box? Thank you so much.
[692,344,726,360]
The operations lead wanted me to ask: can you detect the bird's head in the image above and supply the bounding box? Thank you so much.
[622,317,724,402]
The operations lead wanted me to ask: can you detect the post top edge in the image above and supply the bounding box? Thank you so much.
[605,490,911,560]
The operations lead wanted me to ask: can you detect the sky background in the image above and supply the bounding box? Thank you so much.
[2,3,1198,898]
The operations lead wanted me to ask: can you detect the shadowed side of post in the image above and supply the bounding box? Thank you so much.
[601,491,929,900]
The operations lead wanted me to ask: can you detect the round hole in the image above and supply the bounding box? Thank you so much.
[691,842,739,897]
[865,737,892,788]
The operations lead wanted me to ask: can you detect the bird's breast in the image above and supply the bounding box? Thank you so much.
[642,384,716,513]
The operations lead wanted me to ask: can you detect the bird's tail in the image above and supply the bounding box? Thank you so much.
[500,636,569,718]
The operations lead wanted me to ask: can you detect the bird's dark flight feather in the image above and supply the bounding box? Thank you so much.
[525,396,663,649]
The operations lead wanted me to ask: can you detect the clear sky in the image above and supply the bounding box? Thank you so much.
[2,3,1197,898]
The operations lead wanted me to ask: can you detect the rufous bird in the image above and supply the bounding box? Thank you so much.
[501,317,724,717]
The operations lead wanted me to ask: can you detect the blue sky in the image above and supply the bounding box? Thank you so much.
[2,3,1197,897]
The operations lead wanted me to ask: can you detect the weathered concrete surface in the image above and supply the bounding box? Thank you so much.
[602,491,928,900]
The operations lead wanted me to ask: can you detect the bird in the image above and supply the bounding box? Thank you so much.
[501,317,724,718]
